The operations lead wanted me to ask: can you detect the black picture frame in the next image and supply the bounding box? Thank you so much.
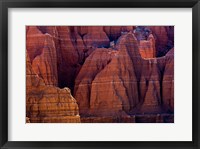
[0,0,199,148]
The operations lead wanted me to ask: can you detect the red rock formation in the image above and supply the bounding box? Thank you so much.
[162,48,174,111]
[71,27,87,64]
[26,53,80,123]
[139,34,156,58]
[37,26,58,37]
[76,26,88,37]
[148,26,168,47]
[26,26,174,123]
[104,26,122,41]
[147,26,174,56]
[89,34,140,116]
[122,26,135,32]
[75,32,174,117]
[50,26,81,89]
[28,26,111,90]
[26,27,58,86]
[83,26,110,48]
[74,48,115,115]
[165,26,174,44]
[103,26,135,41]
[26,26,44,62]
[138,58,163,114]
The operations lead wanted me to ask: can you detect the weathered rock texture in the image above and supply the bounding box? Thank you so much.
[83,26,110,48]
[139,34,156,58]
[104,26,135,41]
[26,26,58,86]
[26,52,80,123]
[74,48,116,115]
[74,32,174,120]
[147,26,174,57]
[26,26,174,123]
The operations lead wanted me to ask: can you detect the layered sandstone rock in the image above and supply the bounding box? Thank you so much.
[103,26,135,41]
[74,48,115,115]
[104,26,122,41]
[139,34,156,58]
[26,26,174,123]
[28,26,82,89]
[148,26,168,51]
[83,26,110,48]
[147,26,174,57]
[26,53,80,123]
[137,58,163,114]
[37,26,58,37]
[134,26,151,41]
[75,32,174,117]
[76,26,88,37]
[55,26,81,89]
[89,34,141,116]
[162,48,174,111]
[26,27,58,86]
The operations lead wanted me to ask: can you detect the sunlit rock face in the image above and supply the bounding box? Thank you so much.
[26,53,80,123]
[134,26,174,57]
[75,33,174,119]
[139,34,156,58]
[26,26,174,123]
[26,26,58,86]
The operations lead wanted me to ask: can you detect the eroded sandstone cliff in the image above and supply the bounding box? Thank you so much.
[26,26,174,123]
[26,46,80,123]
[74,33,174,119]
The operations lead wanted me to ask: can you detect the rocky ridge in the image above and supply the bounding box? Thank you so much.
[26,26,174,123]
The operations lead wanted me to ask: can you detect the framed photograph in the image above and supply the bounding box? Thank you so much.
[0,0,199,148]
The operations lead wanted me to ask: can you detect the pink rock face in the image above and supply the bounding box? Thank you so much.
[26,27,58,86]
[26,53,80,123]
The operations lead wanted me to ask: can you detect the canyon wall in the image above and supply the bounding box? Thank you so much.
[26,26,174,123]
[74,33,174,118]
[26,52,80,123]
